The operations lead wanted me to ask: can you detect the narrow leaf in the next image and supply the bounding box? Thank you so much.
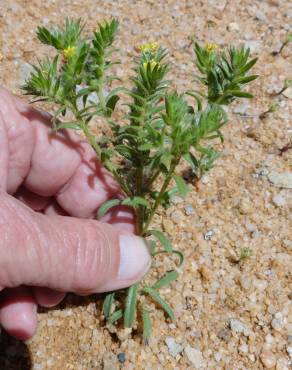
[124,284,139,328]
[143,287,175,321]
[149,230,172,252]
[108,309,123,324]
[152,270,179,289]
[97,199,121,219]
[172,174,188,197]
[229,90,253,98]
[122,197,150,209]
[103,293,115,319]
[142,309,152,344]
[55,122,81,131]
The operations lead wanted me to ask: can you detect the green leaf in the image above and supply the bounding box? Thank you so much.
[108,309,123,324]
[148,240,157,255]
[103,293,115,319]
[124,284,139,328]
[172,174,188,197]
[105,94,120,116]
[149,230,172,252]
[121,197,150,209]
[55,122,81,131]
[142,309,152,344]
[97,199,121,219]
[143,287,174,321]
[229,90,253,98]
[152,270,179,289]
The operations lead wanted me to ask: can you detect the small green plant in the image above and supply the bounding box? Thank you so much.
[272,33,292,56]
[22,19,258,342]
[239,247,252,261]
[271,78,292,96]
[259,102,279,120]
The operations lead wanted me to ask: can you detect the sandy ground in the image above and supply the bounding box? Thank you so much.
[0,0,291,369]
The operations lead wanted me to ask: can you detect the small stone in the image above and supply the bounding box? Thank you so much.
[204,229,214,241]
[184,346,205,368]
[233,103,250,115]
[238,343,248,353]
[171,210,183,224]
[217,329,231,341]
[229,319,250,336]
[171,195,184,204]
[201,175,209,184]
[117,353,126,363]
[165,337,184,357]
[272,194,286,207]
[184,204,194,215]
[288,335,292,343]
[238,198,253,214]
[268,171,292,189]
[244,40,261,54]
[255,10,266,21]
[260,351,276,368]
[265,333,274,345]
[276,357,289,370]
[282,87,292,99]
[227,22,239,32]
[18,62,34,85]
[271,312,285,332]
[286,346,292,358]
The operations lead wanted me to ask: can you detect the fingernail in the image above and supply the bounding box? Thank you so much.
[118,234,151,282]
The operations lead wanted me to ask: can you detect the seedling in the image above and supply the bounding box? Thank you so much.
[22,19,258,341]
[272,33,292,56]
[271,78,292,96]
[239,247,252,261]
[259,102,279,120]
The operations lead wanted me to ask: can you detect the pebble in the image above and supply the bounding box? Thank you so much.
[260,351,276,368]
[217,329,231,341]
[272,194,286,207]
[233,103,250,115]
[238,343,248,353]
[271,312,285,332]
[171,210,183,224]
[204,229,214,241]
[227,22,239,32]
[184,346,205,368]
[244,40,261,54]
[184,204,194,215]
[276,358,289,370]
[165,337,184,357]
[229,319,250,336]
[18,62,34,85]
[282,87,292,99]
[268,171,292,189]
[286,346,292,358]
[103,353,119,370]
[117,352,126,363]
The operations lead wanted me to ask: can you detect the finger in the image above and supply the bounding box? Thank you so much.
[14,186,51,211]
[100,205,136,233]
[0,111,9,191]
[0,194,151,294]
[0,87,81,196]
[43,200,69,216]
[0,88,35,194]
[56,148,119,218]
[0,286,37,340]
[32,287,65,307]
[1,89,122,220]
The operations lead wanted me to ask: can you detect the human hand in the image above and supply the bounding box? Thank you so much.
[0,88,150,340]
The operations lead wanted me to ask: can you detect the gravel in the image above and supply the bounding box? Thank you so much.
[0,0,291,369]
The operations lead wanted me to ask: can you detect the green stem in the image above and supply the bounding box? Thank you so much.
[141,156,179,235]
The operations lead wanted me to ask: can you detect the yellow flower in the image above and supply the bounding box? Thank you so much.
[63,46,77,60]
[205,43,218,53]
[139,42,159,53]
[143,60,159,71]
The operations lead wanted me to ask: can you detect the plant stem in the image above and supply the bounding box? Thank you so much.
[141,156,179,235]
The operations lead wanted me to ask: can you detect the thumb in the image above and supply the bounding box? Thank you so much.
[0,194,151,294]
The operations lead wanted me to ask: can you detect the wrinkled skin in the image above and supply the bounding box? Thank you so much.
[0,88,150,340]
